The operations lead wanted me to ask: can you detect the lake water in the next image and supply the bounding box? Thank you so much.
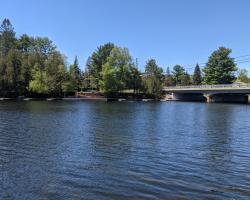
[0,101,250,200]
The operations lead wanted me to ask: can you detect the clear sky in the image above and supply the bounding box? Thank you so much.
[1,0,250,72]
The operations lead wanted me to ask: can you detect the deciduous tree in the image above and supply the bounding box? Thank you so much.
[87,43,114,89]
[172,65,185,85]
[237,69,249,83]
[143,59,164,98]
[99,47,135,95]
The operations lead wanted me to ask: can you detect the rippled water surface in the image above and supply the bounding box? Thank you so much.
[0,101,250,200]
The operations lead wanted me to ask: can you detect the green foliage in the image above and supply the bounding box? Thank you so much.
[130,67,142,93]
[29,53,67,97]
[0,18,244,99]
[99,63,120,95]
[172,65,185,85]
[29,65,49,94]
[237,68,250,83]
[69,56,82,91]
[33,37,56,58]
[99,47,136,95]
[0,19,16,57]
[16,34,34,53]
[203,47,237,84]
[0,50,23,96]
[81,70,98,91]
[165,67,175,86]
[44,52,67,96]
[180,72,191,86]
[143,59,164,98]
[87,43,114,89]
[192,64,202,85]
[0,18,70,97]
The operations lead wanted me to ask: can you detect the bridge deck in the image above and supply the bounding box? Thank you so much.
[163,84,250,92]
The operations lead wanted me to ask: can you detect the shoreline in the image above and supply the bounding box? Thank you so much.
[1,97,250,104]
[0,97,161,102]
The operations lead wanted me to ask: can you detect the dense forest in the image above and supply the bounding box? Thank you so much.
[0,19,249,98]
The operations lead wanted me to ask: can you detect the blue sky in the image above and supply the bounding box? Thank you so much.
[1,0,250,72]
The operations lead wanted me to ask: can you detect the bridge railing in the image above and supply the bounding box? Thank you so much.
[163,83,250,90]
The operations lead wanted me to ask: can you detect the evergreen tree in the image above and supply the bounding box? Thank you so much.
[0,18,16,57]
[172,65,185,85]
[193,64,202,85]
[5,50,22,96]
[17,34,34,53]
[0,18,18,96]
[203,47,237,84]
[69,56,81,91]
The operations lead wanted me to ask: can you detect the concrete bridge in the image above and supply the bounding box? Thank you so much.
[163,83,250,103]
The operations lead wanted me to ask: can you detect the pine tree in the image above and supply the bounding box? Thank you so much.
[203,47,237,84]
[0,19,17,96]
[5,50,22,96]
[69,56,82,91]
[193,64,202,85]
[0,18,16,57]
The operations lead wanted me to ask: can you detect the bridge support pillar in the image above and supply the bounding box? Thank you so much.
[204,94,213,103]
[248,95,250,103]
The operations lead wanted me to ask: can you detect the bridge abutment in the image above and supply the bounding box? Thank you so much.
[204,93,249,103]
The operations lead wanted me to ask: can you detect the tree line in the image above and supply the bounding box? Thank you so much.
[0,19,249,98]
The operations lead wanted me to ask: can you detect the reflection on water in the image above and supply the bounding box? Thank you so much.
[0,101,250,200]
